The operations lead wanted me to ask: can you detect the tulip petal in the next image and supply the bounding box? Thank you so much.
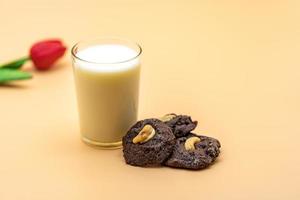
[30,39,67,70]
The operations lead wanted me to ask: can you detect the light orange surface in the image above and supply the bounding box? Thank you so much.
[1,0,300,199]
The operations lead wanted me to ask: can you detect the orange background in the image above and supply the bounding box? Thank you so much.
[1,0,300,199]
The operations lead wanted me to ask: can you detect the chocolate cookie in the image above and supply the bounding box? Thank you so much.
[165,133,221,170]
[122,118,176,167]
[161,114,198,138]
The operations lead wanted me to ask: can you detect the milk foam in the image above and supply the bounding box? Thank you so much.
[75,44,140,73]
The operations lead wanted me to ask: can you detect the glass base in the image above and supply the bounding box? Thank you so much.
[81,136,122,149]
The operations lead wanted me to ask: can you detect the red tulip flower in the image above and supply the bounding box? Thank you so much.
[0,38,67,83]
[30,39,67,70]
[0,38,67,71]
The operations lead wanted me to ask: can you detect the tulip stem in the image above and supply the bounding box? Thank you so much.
[0,56,30,69]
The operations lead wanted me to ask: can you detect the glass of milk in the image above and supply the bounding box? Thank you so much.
[71,38,142,149]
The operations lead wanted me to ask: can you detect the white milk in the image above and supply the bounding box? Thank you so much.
[73,44,141,148]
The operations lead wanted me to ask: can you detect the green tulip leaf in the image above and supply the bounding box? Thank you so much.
[0,57,29,69]
[0,68,32,83]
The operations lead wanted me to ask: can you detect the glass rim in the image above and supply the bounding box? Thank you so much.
[71,37,142,64]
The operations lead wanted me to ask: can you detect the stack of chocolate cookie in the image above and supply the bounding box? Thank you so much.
[122,114,221,170]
